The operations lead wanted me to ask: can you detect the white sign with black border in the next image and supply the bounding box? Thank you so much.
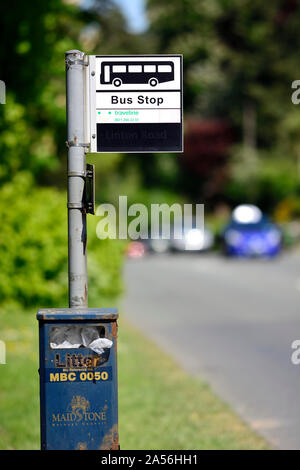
[86,55,183,153]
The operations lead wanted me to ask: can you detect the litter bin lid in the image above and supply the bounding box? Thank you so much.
[37,308,118,321]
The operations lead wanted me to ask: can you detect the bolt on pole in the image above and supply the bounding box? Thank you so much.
[65,50,88,308]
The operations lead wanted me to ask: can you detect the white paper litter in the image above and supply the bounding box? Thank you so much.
[88,338,114,355]
[50,326,113,355]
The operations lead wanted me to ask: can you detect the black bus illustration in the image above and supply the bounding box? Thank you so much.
[100,61,174,87]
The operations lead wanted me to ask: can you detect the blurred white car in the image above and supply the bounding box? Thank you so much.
[130,221,215,255]
[170,223,214,252]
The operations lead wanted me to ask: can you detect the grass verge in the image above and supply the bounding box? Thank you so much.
[0,306,268,449]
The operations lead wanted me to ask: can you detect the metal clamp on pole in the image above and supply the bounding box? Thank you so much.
[67,202,85,209]
[65,140,90,149]
[65,49,88,308]
[67,163,94,213]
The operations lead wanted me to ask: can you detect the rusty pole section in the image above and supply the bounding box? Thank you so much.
[65,50,88,308]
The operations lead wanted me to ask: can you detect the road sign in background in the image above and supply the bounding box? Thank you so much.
[87,55,183,153]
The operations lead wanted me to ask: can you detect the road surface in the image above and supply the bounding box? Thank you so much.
[122,251,300,449]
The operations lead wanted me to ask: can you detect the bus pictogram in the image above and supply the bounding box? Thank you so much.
[100,61,175,87]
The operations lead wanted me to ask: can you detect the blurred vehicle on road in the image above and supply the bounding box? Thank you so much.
[148,220,214,253]
[222,204,282,257]
[169,222,214,253]
[126,220,215,256]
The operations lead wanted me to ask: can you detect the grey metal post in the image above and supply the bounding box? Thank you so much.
[65,50,88,308]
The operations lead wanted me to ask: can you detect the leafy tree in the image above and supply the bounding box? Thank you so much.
[0,0,152,186]
[0,1,143,309]
[147,0,300,208]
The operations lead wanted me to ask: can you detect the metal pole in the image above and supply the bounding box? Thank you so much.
[65,50,88,308]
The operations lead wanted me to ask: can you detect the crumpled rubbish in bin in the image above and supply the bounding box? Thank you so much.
[87,338,113,355]
[50,326,113,355]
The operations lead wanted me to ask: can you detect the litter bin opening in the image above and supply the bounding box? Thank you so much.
[49,325,113,355]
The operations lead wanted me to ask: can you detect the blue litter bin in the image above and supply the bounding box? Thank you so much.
[37,308,119,450]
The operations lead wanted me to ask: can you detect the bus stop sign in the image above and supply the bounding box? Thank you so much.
[87,55,183,153]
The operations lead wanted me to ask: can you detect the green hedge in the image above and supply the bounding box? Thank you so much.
[0,173,124,309]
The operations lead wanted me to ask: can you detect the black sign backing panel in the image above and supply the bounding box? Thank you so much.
[97,123,182,152]
[88,55,183,153]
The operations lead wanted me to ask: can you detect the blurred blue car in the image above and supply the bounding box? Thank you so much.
[222,205,282,257]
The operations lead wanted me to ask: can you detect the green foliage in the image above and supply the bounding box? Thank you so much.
[87,215,125,307]
[0,1,154,187]
[0,1,147,311]
[0,174,124,309]
[223,149,300,212]
[0,93,59,183]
